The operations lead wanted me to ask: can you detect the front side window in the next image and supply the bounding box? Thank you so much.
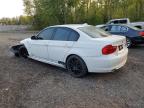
[79,26,110,38]
[53,28,71,41]
[38,28,54,40]
[110,26,121,32]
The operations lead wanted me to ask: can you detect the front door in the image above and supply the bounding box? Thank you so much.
[29,28,55,60]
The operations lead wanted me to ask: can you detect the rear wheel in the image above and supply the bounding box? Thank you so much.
[66,55,88,78]
[126,38,132,48]
[19,46,28,58]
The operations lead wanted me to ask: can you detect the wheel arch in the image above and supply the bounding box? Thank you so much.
[65,54,88,70]
[19,44,29,56]
[66,54,79,63]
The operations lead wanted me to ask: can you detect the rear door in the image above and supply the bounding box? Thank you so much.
[48,27,79,63]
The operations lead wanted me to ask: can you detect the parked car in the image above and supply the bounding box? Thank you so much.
[96,18,144,29]
[11,24,128,77]
[107,18,130,25]
[104,24,144,47]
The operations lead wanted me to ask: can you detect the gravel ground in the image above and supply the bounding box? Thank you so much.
[0,32,144,108]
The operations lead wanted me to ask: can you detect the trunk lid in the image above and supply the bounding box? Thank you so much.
[92,35,127,55]
[104,35,126,54]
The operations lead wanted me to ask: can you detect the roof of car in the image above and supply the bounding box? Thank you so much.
[110,18,129,21]
[50,24,89,29]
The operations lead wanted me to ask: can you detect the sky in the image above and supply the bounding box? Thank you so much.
[0,0,24,18]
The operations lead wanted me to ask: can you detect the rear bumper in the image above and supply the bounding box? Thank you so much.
[84,48,128,73]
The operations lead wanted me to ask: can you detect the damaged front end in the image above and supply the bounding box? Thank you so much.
[10,44,24,57]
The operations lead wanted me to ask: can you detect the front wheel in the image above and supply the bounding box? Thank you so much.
[19,46,29,58]
[66,55,88,78]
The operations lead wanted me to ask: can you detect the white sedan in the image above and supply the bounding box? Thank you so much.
[11,24,128,77]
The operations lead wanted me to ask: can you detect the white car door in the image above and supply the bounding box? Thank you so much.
[48,27,80,63]
[28,28,55,60]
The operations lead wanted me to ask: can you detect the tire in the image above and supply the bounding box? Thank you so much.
[14,53,20,57]
[66,55,88,78]
[19,46,28,58]
[126,38,132,48]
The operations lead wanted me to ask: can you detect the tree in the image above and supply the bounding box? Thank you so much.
[23,0,144,29]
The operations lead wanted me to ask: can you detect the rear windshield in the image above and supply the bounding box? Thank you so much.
[126,25,141,30]
[78,26,110,38]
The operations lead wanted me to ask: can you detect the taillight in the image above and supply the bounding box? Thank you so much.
[139,32,144,37]
[102,45,117,55]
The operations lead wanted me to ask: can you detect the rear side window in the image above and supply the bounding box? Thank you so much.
[53,28,70,41]
[38,28,54,40]
[121,26,128,32]
[68,31,79,41]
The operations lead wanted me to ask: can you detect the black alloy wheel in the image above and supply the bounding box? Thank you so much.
[19,46,29,58]
[66,55,88,78]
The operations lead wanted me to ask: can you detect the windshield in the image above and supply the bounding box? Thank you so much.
[78,26,110,38]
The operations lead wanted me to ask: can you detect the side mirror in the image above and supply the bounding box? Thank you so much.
[31,35,43,40]
[31,35,37,40]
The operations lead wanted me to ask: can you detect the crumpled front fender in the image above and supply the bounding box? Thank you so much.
[10,44,24,54]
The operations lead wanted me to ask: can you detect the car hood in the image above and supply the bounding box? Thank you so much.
[20,38,31,44]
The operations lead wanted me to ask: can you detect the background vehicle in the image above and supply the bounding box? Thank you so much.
[11,24,128,77]
[107,18,130,25]
[96,18,144,29]
[106,24,144,47]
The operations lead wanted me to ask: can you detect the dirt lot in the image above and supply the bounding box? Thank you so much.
[0,32,144,108]
[0,25,30,32]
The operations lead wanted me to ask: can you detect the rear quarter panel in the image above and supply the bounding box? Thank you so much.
[64,40,108,62]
